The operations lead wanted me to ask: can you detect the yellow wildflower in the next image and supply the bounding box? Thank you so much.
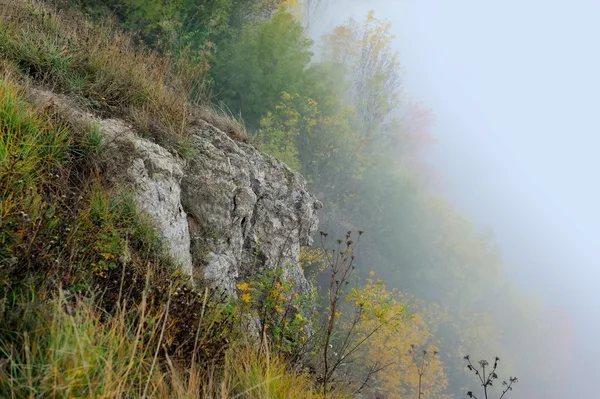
[236,282,251,291]
[241,293,252,303]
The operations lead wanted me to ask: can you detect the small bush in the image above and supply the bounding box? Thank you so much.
[235,263,317,359]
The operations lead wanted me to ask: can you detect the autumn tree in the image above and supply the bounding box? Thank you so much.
[258,91,362,198]
[349,277,451,398]
[307,231,451,398]
[321,11,402,139]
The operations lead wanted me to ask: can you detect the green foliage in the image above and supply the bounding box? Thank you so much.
[0,76,69,283]
[83,121,103,154]
[257,91,364,202]
[0,70,288,398]
[0,72,172,287]
[257,92,303,171]
[0,291,161,398]
[247,8,552,396]
[0,285,334,398]
[211,9,313,130]
[236,263,317,358]
[71,0,279,46]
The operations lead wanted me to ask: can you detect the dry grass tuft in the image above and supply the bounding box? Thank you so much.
[196,101,252,144]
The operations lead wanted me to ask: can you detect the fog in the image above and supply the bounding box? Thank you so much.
[312,0,599,397]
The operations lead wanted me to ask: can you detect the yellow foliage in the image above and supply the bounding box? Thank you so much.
[236,282,252,291]
[347,277,451,398]
[322,10,402,136]
[299,247,326,271]
[241,293,252,303]
[281,0,303,20]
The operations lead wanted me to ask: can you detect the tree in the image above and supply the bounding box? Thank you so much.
[258,91,362,197]
[211,9,313,129]
[350,279,451,398]
[321,11,402,139]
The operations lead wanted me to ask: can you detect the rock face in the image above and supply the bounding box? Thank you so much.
[100,120,194,275]
[102,119,321,294]
[30,89,320,295]
[181,121,322,294]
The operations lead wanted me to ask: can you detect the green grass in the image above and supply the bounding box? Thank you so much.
[0,1,362,396]
[0,74,69,275]
[0,73,164,285]
[0,290,161,398]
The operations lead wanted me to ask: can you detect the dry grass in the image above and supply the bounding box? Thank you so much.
[195,101,251,144]
[0,286,336,398]
[0,63,226,373]
[0,0,249,146]
[0,2,353,397]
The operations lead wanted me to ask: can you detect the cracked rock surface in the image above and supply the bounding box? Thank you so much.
[101,119,194,275]
[181,121,321,294]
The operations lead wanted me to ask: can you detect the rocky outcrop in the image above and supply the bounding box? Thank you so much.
[100,119,194,275]
[30,89,321,295]
[181,121,322,294]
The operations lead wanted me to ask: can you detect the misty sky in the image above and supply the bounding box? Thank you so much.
[315,0,600,390]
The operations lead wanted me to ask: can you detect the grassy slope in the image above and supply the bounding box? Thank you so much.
[0,0,338,397]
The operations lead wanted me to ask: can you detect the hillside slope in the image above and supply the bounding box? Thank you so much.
[0,1,336,397]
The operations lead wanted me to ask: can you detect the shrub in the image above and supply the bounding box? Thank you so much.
[235,263,317,359]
